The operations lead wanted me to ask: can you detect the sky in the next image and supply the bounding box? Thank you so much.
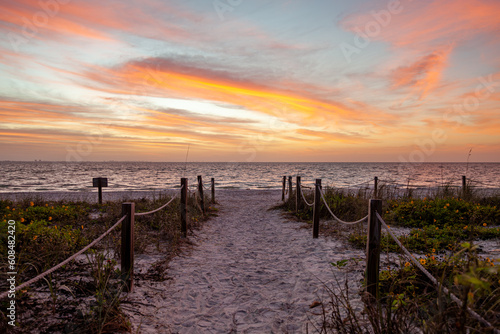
[0,0,499,162]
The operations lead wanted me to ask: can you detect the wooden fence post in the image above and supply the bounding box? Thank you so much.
[462,175,467,197]
[288,176,293,202]
[211,177,215,204]
[180,178,187,238]
[313,179,321,239]
[366,198,382,300]
[282,176,286,201]
[198,175,205,215]
[374,176,378,198]
[296,176,301,213]
[121,202,135,292]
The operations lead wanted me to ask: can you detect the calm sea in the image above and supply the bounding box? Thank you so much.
[0,162,499,192]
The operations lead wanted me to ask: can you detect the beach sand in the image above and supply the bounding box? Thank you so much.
[122,190,365,333]
[2,189,498,333]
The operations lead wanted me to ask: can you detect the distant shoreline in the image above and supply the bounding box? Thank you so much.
[1,187,499,203]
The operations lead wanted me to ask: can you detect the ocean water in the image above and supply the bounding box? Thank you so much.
[0,161,499,192]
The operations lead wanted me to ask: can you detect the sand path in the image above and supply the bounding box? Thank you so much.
[124,190,365,333]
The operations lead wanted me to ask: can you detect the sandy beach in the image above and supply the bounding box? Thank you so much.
[119,189,364,333]
[2,189,498,333]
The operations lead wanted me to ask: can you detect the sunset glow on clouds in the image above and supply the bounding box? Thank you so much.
[0,0,499,162]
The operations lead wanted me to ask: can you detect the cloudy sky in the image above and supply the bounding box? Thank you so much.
[0,0,499,162]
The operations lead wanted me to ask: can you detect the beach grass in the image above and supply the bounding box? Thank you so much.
[0,191,211,333]
[278,185,500,333]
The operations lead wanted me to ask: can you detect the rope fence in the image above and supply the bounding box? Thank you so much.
[376,212,499,333]
[0,215,126,300]
[2,176,215,299]
[319,187,368,225]
[300,186,314,207]
[135,188,181,216]
[281,174,499,332]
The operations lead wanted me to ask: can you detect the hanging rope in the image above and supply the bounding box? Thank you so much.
[318,187,368,225]
[0,215,127,300]
[376,212,498,333]
[300,187,314,207]
[135,190,180,216]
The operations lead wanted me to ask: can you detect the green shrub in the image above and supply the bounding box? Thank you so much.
[388,198,500,228]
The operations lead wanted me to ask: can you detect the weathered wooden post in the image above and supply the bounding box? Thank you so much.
[180,178,188,238]
[92,177,108,204]
[313,179,321,239]
[211,177,215,204]
[282,176,286,201]
[366,199,382,300]
[121,202,135,292]
[296,176,301,213]
[288,176,293,201]
[462,175,467,197]
[374,176,378,198]
[198,175,205,215]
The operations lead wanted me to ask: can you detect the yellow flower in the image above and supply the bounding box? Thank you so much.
[48,217,52,221]
[30,201,34,206]
[432,248,436,253]
[455,210,459,213]
[45,204,48,207]
[464,226,468,230]
[446,203,450,206]
[483,223,487,227]
[435,227,439,230]
[6,206,9,210]
[81,225,84,229]
[54,225,57,229]
[420,258,426,265]
[20,218,25,223]
[433,219,437,223]
[33,235,38,240]
[404,262,410,267]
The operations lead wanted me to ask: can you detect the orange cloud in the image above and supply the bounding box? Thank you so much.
[80,57,399,131]
[295,128,371,144]
[390,49,451,100]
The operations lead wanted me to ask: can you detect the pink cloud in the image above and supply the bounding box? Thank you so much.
[340,0,500,49]
[390,48,451,100]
